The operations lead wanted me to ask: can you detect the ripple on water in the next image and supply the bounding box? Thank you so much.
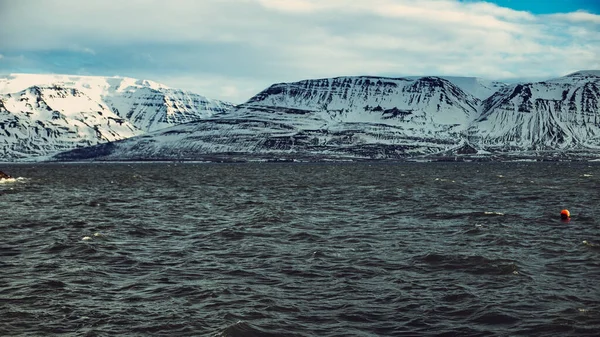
[219,321,308,337]
[1,162,600,336]
[416,253,520,276]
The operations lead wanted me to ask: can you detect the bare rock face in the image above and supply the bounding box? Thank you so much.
[0,170,12,179]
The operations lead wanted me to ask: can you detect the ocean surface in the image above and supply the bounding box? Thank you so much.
[1,162,599,337]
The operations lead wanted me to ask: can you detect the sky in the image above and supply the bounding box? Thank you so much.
[0,0,599,104]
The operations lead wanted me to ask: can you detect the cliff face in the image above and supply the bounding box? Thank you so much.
[468,71,600,151]
[243,76,481,127]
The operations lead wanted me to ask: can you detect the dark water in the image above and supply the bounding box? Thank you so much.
[1,162,599,336]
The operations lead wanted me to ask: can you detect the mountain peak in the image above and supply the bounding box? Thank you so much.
[0,73,234,160]
[0,73,173,95]
[564,70,600,78]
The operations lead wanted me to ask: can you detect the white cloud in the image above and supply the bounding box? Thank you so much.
[151,73,270,104]
[257,0,321,13]
[0,0,598,102]
[65,45,96,55]
[547,11,600,23]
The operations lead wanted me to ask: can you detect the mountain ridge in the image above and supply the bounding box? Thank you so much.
[0,73,234,160]
[1,71,599,162]
[48,70,600,162]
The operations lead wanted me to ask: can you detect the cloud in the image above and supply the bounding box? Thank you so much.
[68,46,96,55]
[0,0,598,103]
[257,0,320,13]
[548,10,600,23]
[151,74,269,104]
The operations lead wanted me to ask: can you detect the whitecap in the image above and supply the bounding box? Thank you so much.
[93,232,107,239]
[0,177,27,184]
[0,178,17,184]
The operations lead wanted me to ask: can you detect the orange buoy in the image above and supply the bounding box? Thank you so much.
[560,209,570,219]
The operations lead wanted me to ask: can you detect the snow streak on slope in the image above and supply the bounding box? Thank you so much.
[0,74,234,160]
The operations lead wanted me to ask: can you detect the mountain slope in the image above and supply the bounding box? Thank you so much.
[52,75,497,161]
[44,71,600,162]
[242,76,481,124]
[468,70,600,151]
[0,74,234,160]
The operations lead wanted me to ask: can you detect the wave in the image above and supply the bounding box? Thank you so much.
[415,253,520,275]
[0,177,26,184]
[3,162,599,337]
[218,321,306,337]
[583,240,600,251]
[424,211,509,220]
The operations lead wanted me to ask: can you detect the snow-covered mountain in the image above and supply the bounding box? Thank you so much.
[406,76,507,101]
[37,71,600,162]
[0,74,234,160]
[468,70,600,151]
